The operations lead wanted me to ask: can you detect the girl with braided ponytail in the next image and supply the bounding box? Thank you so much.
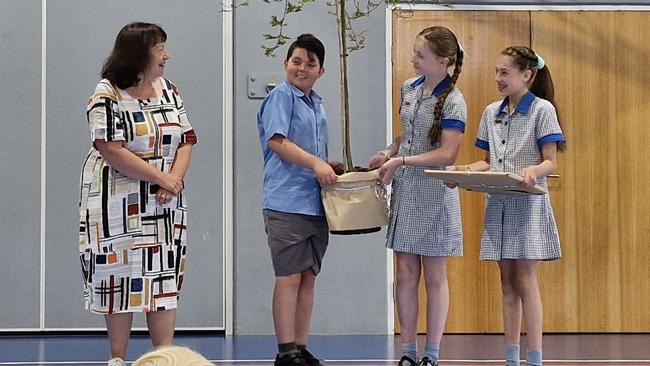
[456,46,565,366]
[369,26,466,366]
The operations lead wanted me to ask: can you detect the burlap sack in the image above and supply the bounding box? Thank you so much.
[321,170,389,234]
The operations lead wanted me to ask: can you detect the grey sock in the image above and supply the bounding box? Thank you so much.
[506,344,520,366]
[423,343,439,363]
[401,342,417,364]
[526,349,542,366]
[278,342,299,357]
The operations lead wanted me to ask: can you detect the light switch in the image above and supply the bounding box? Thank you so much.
[248,73,284,99]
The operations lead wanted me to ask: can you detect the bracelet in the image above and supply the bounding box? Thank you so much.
[402,156,406,166]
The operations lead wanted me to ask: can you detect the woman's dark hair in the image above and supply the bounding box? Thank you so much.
[502,46,565,152]
[417,26,463,145]
[101,22,167,89]
[285,33,325,68]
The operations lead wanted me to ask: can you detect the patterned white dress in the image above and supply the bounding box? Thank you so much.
[79,78,197,314]
[475,91,565,261]
[386,75,466,257]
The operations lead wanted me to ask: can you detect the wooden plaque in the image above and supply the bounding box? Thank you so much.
[424,170,548,195]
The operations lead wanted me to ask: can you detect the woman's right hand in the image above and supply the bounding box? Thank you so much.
[156,172,184,195]
[368,153,389,170]
[313,160,338,186]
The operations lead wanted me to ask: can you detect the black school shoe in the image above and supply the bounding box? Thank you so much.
[418,356,437,366]
[300,348,324,366]
[398,355,418,366]
[275,353,309,366]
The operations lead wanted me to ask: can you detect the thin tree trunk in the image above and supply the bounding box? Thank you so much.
[335,0,353,171]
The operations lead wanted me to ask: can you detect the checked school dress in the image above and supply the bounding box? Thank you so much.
[475,91,565,261]
[78,78,197,314]
[386,75,467,257]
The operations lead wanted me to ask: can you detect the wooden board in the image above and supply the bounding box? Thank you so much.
[425,170,548,195]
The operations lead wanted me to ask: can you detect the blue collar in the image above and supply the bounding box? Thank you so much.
[285,80,322,105]
[410,74,452,97]
[499,91,536,114]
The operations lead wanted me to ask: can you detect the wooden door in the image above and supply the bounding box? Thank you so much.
[531,11,650,332]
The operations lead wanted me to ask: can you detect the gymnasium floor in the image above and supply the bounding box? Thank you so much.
[1,334,649,365]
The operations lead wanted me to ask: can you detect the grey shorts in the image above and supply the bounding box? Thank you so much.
[263,209,329,277]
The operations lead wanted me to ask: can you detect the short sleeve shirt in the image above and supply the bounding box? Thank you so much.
[257,80,329,216]
[475,91,564,179]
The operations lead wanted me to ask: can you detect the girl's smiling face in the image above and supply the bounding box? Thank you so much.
[495,54,532,97]
[411,37,449,77]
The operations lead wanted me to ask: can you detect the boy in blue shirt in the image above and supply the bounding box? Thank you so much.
[257,34,343,366]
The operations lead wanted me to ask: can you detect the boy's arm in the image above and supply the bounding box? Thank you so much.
[268,134,337,185]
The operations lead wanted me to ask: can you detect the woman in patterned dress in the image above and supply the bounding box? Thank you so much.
[459,46,565,366]
[369,27,466,366]
[78,22,197,366]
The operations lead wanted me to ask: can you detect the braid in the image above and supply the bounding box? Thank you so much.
[507,46,539,69]
[451,46,463,84]
[428,46,463,145]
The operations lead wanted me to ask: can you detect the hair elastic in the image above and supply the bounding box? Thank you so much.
[535,53,545,70]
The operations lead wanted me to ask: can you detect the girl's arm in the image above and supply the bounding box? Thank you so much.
[378,129,462,184]
[368,135,402,170]
[520,142,558,188]
[455,152,490,172]
[403,129,462,167]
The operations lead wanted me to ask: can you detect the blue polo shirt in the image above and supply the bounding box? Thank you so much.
[257,80,329,216]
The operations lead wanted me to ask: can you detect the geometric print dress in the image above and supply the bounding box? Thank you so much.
[79,78,197,314]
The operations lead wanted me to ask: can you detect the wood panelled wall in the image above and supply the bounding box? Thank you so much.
[391,10,650,333]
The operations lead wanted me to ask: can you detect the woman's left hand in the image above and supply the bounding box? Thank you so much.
[379,157,403,184]
[156,187,176,204]
[520,167,538,188]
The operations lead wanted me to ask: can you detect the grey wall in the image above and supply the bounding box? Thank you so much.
[0,0,42,329]
[0,0,224,329]
[45,0,224,329]
[233,2,391,335]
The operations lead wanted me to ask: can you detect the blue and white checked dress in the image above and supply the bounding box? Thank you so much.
[386,75,466,257]
[475,91,565,261]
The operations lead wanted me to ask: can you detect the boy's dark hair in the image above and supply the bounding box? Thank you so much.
[502,46,566,152]
[101,22,167,89]
[285,34,325,68]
